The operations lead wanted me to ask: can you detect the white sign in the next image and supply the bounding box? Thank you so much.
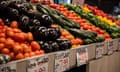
[27,55,48,72]
[0,62,16,72]
[77,46,88,66]
[95,43,104,58]
[108,40,114,55]
[54,50,70,72]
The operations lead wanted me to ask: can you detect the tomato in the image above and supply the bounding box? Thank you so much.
[0,43,4,50]
[27,32,34,41]
[0,37,6,43]
[24,53,30,58]
[21,43,31,53]
[6,30,14,37]
[9,52,15,60]
[15,53,24,60]
[35,50,41,55]
[13,33,25,42]
[29,52,36,57]
[5,38,15,49]
[13,44,23,53]
[39,50,45,54]
[10,21,18,28]
[1,48,10,54]
[31,41,40,51]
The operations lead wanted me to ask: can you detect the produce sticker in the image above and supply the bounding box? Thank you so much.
[95,43,104,58]
[27,55,48,72]
[108,40,114,55]
[0,62,16,72]
[54,50,70,72]
[76,46,88,66]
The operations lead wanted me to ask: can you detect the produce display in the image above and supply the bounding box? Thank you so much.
[49,4,111,41]
[83,4,116,26]
[61,3,120,39]
[0,0,120,65]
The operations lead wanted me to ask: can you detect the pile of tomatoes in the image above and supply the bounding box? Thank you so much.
[0,19,44,61]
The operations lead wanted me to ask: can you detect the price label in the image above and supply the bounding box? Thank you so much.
[0,62,16,72]
[108,40,114,55]
[37,56,48,72]
[118,39,120,51]
[72,0,84,6]
[77,46,88,66]
[27,55,48,72]
[55,50,70,72]
[95,43,104,58]
[27,58,38,72]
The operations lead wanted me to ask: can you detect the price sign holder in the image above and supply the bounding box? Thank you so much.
[0,62,16,72]
[76,46,88,66]
[72,0,85,6]
[27,55,48,72]
[54,50,70,72]
[95,42,104,59]
[108,40,114,55]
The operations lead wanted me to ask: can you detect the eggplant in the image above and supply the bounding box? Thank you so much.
[40,42,52,53]
[30,19,41,26]
[19,15,30,32]
[0,1,9,9]
[34,13,53,27]
[51,42,60,52]
[32,26,49,40]
[56,38,72,50]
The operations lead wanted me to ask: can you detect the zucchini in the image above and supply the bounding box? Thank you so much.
[68,28,97,39]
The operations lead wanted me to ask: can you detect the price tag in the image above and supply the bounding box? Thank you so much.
[76,46,88,66]
[37,55,48,72]
[27,58,38,72]
[72,0,84,6]
[0,62,16,72]
[95,43,104,58]
[108,40,114,55]
[54,50,70,72]
[27,55,49,72]
[118,38,120,51]
[0,64,6,72]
